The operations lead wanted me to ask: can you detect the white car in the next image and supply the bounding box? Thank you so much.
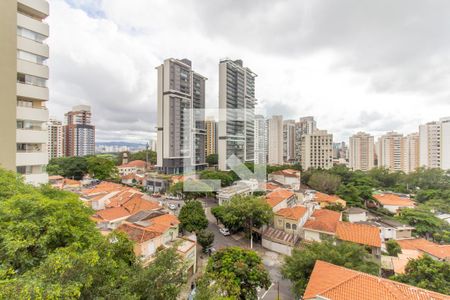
[219,228,231,236]
[168,203,177,210]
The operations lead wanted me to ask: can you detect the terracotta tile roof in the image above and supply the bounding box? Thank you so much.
[119,160,148,168]
[304,260,448,300]
[95,207,130,221]
[275,206,307,220]
[336,222,381,248]
[391,249,422,274]
[63,178,81,186]
[304,209,341,233]
[149,214,180,227]
[264,182,282,191]
[48,175,64,180]
[117,214,180,243]
[82,182,126,196]
[397,238,450,260]
[271,169,300,178]
[314,192,345,204]
[116,222,162,243]
[122,195,160,214]
[373,194,415,207]
[266,188,295,208]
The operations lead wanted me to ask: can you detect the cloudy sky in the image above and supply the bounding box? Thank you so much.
[48,0,450,143]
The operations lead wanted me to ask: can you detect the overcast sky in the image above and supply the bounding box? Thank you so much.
[48,0,450,143]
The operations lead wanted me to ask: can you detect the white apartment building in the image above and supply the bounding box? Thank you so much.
[283,120,296,163]
[402,133,420,173]
[267,115,284,165]
[47,118,64,160]
[254,114,267,165]
[218,59,257,170]
[301,130,333,170]
[419,117,450,170]
[349,132,374,171]
[295,116,316,163]
[156,58,207,174]
[376,132,404,172]
[0,0,50,185]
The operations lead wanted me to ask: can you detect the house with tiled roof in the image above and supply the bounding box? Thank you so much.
[313,191,347,209]
[274,205,311,235]
[303,260,448,300]
[336,222,382,257]
[373,193,415,213]
[268,169,301,190]
[92,207,132,230]
[118,160,149,176]
[397,238,450,261]
[303,209,342,242]
[265,188,297,211]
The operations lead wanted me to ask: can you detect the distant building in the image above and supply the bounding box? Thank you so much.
[64,105,95,157]
[254,114,267,165]
[373,193,415,213]
[267,115,283,165]
[376,131,403,172]
[205,117,217,157]
[156,58,207,174]
[283,120,296,163]
[349,132,374,171]
[403,132,420,173]
[419,117,450,170]
[218,59,257,170]
[301,130,333,170]
[47,118,64,160]
[295,116,316,163]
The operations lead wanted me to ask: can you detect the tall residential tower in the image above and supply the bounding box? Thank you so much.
[349,132,375,171]
[64,105,95,157]
[0,0,50,185]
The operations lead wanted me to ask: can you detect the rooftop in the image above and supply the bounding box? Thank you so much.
[397,238,450,260]
[314,192,346,204]
[266,188,295,208]
[275,206,307,220]
[373,194,415,207]
[336,222,381,248]
[303,209,341,234]
[303,260,447,300]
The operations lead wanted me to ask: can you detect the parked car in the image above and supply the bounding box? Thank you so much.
[219,228,231,236]
[168,203,177,210]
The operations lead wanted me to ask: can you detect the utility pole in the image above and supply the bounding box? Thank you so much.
[250,217,253,249]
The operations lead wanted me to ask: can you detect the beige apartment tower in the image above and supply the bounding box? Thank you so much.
[349,132,374,171]
[48,118,64,160]
[267,115,284,165]
[205,117,217,157]
[419,117,450,170]
[0,0,50,184]
[403,133,419,173]
[301,130,333,170]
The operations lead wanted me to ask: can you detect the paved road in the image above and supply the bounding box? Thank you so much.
[202,198,295,300]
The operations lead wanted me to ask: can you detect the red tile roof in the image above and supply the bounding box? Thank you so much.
[95,207,130,221]
[336,222,381,248]
[266,188,295,208]
[116,222,162,243]
[314,192,345,204]
[119,160,148,168]
[304,209,341,234]
[264,182,282,191]
[373,194,415,207]
[304,260,448,300]
[275,206,307,221]
[397,238,450,260]
[271,169,300,178]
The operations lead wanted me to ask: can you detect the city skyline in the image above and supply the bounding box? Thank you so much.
[46,0,450,143]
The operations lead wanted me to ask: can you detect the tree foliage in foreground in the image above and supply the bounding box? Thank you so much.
[197,230,214,253]
[282,239,380,297]
[197,247,270,300]
[0,168,186,299]
[178,200,208,233]
[391,255,450,295]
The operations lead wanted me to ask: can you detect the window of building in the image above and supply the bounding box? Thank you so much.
[17,50,47,65]
[17,26,46,43]
[17,73,47,87]
[286,223,291,229]
[292,224,297,230]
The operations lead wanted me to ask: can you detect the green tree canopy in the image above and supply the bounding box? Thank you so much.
[282,239,380,297]
[169,181,213,200]
[307,172,341,194]
[178,200,208,233]
[386,239,402,257]
[201,247,270,300]
[396,208,449,239]
[206,153,218,166]
[47,156,88,180]
[86,156,119,181]
[200,170,234,187]
[197,230,214,253]
[391,255,450,295]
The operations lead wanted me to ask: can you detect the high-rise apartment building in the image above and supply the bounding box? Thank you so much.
[283,120,296,163]
[295,116,317,162]
[0,0,50,185]
[376,132,404,172]
[47,118,64,160]
[218,59,257,170]
[205,117,217,157]
[156,58,207,174]
[267,115,284,165]
[301,130,333,170]
[64,105,95,157]
[402,133,420,173]
[254,114,267,165]
[419,117,450,170]
[349,132,375,171]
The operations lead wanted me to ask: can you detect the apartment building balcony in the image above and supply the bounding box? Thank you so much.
[17,128,47,144]
[17,36,49,58]
[17,82,49,101]
[18,0,49,20]
[16,151,48,166]
[17,12,49,37]
[16,105,48,122]
[17,59,49,79]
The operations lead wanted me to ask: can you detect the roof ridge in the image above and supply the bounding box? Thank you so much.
[314,271,360,297]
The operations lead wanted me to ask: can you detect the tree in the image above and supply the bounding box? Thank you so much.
[128,149,157,165]
[178,200,208,233]
[197,230,214,253]
[282,239,380,297]
[47,156,88,180]
[386,239,402,257]
[201,247,270,300]
[86,156,119,181]
[169,181,213,200]
[199,170,234,187]
[206,154,218,166]
[391,255,450,295]
[307,172,341,194]
[396,208,449,239]
[216,195,273,234]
